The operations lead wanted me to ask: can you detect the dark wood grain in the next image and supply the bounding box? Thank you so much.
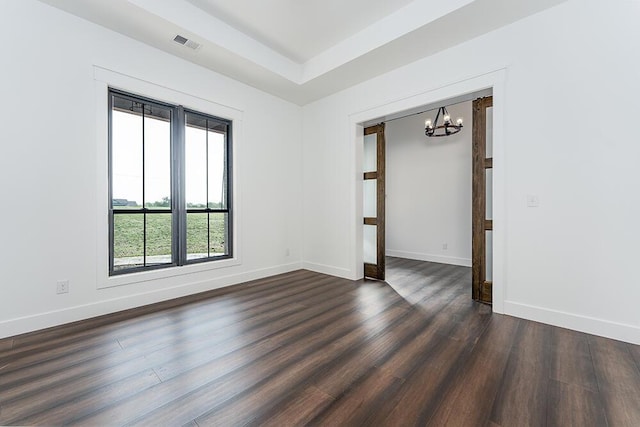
[375,335,471,425]
[485,157,493,168]
[376,123,386,280]
[590,335,640,426]
[425,315,520,426]
[309,366,404,426]
[630,343,640,373]
[489,321,552,427]
[13,370,161,426]
[549,327,599,392]
[1,257,638,426]
[364,262,378,279]
[546,379,608,427]
[363,171,377,180]
[472,96,492,303]
[140,305,411,426]
[0,337,13,352]
[249,386,334,427]
[363,122,386,280]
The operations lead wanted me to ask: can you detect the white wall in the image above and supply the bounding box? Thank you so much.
[0,1,302,338]
[302,0,640,344]
[385,102,472,266]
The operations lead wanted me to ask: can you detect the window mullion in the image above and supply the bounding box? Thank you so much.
[174,106,186,266]
[141,103,147,266]
[206,119,210,258]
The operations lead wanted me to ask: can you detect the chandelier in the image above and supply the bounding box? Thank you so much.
[424,106,463,137]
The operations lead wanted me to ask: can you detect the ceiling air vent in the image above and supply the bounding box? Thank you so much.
[173,35,201,50]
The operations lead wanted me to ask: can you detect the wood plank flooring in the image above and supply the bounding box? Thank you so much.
[1,257,639,426]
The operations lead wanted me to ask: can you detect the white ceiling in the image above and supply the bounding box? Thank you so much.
[185,0,417,63]
[38,0,567,105]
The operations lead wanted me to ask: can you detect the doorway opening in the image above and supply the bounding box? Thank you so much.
[360,90,494,305]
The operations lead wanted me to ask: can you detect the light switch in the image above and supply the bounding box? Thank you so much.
[527,195,539,207]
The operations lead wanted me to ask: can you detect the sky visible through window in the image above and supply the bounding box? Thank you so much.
[112,110,225,207]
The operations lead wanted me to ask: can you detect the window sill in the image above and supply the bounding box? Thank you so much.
[98,256,241,289]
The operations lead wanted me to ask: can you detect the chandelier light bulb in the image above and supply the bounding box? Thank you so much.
[443,114,451,124]
[456,118,463,126]
[425,119,432,128]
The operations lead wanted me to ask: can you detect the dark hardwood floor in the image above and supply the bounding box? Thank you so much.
[1,257,639,426]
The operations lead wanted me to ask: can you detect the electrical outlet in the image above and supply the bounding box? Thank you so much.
[56,280,69,294]
[527,195,540,207]
[285,248,290,257]
[442,243,448,250]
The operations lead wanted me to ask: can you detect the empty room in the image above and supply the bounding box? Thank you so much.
[1,0,639,425]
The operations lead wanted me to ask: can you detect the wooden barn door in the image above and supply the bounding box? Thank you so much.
[363,124,386,280]
[472,96,493,303]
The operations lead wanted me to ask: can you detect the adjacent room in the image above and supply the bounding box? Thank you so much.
[1,0,639,425]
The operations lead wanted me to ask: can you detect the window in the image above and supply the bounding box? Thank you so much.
[109,89,232,275]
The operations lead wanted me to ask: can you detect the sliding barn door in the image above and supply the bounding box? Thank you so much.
[472,96,493,303]
[363,124,386,280]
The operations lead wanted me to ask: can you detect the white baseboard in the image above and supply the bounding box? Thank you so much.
[386,250,471,267]
[504,300,640,345]
[0,262,303,340]
[302,262,354,280]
